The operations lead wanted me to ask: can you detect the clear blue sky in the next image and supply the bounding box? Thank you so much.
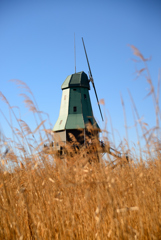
[0,0,161,151]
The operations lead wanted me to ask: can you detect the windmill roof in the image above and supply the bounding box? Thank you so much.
[61,71,90,90]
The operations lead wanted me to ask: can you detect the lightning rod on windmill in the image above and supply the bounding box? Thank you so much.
[74,33,76,73]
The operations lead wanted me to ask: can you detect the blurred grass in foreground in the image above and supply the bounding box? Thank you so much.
[0,46,161,239]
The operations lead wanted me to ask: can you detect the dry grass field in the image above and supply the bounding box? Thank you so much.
[1,151,161,240]
[0,47,161,239]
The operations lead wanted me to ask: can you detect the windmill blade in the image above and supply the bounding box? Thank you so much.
[82,37,104,121]
[91,80,104,121]
[82,38,92,78]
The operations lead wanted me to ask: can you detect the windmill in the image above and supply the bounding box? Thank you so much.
[53,38,103,150]
[52,38,129,163]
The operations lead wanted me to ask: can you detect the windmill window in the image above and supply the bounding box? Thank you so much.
[64,95,66,100]
[84,94,87,99]
[73,89,77,91]
[73,106,77,112]
[59,120,62,125]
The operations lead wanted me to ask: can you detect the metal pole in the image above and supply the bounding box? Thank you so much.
[74,33,76,73]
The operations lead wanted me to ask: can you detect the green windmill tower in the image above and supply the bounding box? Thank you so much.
[53,38,103,149]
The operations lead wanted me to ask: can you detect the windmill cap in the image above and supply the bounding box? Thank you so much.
[61,71,90,90]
